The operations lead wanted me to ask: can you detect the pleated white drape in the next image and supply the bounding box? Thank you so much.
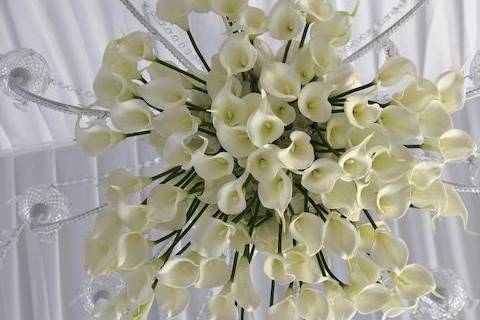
[1,0,480,319]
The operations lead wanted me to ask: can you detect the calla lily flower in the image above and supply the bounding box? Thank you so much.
[102,169,151,206]
[93,68,133,106]
[393,78,438,113]
[216,123,256,158]
[289,212,325,256]
[326,114,352,148]
[84,236,116,275]
[372,146,414,183]
[117,232,149,270]
[199,174,236,204]
[91,209,123,244]
[246,144,283,182]
[138,77,187,109]
[436,69,466,113]
[118,205,149,232]
[75,121,125,156]
[267,0,304,40]
[344,95,382,129]
[246,92,285,146]
[302,158,343,194]
[126,265,155,305]
[409,161,443,190]
[323,215,358,259]
[285,245,323,283]
[298,0,334,22]
[298,81,334,122]
[291,47,317,85]
[376,183,411,219]
[370,230,408,272]
[210,0,247,17]
[322,179,359,216]
[393,264,435,301]
[207,290,237,320]
[147,184,188,224]
[152,106,199,138]
[195,257,230,288]
[111,99,153,133]
[258,169,292,215]
[375,56,417,86]
[231,257,260,311]
[219,33,258,75]
[348,254,380,289]
[260,62,301,101]
[338,135,373,181]
[411,178,448,212]
[353,283,390,314]
[235,6,267,35]
[309,37,342,76]
[379,104,421,143]
[155,283,190,318]
[217,171,249,215]
[267,294,299,320]
[191,217,235,257]
[269,96,297,125]
[264,255,295,285]
[346,124,390,155]
[419,100,453,138]
[278,131,315,170]
[155,0,192,30]
[157,256,200,288]
[438,128,477,161]
[297,286,330,320]
[113,31,155,63]
[433,184,470,232]
[310,10,353,46]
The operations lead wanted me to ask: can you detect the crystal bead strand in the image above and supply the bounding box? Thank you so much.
[343,0,429,63]
[49,78,95,100]
[0,224,26,268]
[118,0,199,71]
[444,181,480,195]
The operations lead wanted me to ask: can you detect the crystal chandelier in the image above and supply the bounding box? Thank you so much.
[1,0,479,319]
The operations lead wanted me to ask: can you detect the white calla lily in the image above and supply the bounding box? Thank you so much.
[84,236,115,275]
[289,212,324,256]
[302,158,343,194]
[433,184,470,231]
[326,114,352,148]
[285,246,323,283]
[267,0,304,40]
[231,257,260,311]
[328,294,356,320]
[192,217,235,257]
[199,174,236,204]
[216,123,256,157]
[155,283,190,318]
[291,47,317,85]
[322,179,359,216]
[190,139,234,180]
[260,62,301,101]
[207,291,237,320]
[118,205,148,232]
[370,230,408,272]
[376,183,411,219]
[196,257,230,288]
[338,135,373,180]
[379,104,421,143]
[269,96,297,125]
[75,121,125,156]
[323,215,358,259]
[101,169,151,206]
[381,293,416,319]
[344,95,382,129]
[147,184,188,224]
[91,209,123,244]
[217,171,249,215]
[299,0,334,22]
[436,70,465,113]
[93,68,133,106]
[126,265,155,304]
[346,124,390,154]
[156,0,192,30]
[438,128,477,161]
[393,264,435,300]
[235,6,267,35]
[246,144,282,182]
[113,31,155,62]
[353,283,390,314]
[247,92,285,146]
[138,77,187,109]
[264,255,295,285]
[372,146,414,182]
[152,106,199,137]
[111,99,153,133]
[309,37,342,76]
[117,232,149,270]
[348,254,379,288]
[193,0,210,12]
[310,10,353,46]
[157,256,199,288]
[419,100,453,138]
[297,286,329,320]
[92,293,129,320]
[258,169,292,214]
[393,78,438,113]
[298,81,334,122]
[210,0,247,17]
[411,178,448,212]
[267,294,298,320]
[356,178,379,210]
[409,161,443,190]
[278,131,315,170]
[375,56,417,86]
[219,33,257,75]
[252,218,283,254]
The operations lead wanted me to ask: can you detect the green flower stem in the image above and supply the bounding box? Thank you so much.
[185,101,207,112]
[269,279,276,306]
[315,252,327,277]
[248,198,261,234]
[294,183,327,222]
[329,81,375,100]
[313,125,342,157]
[187,181,204,194]
[151,166,182,181]
[363,209,378,229]
[186,198,201,221]
[318,251,345,286]
[232,197,257,223]
[153,230,180,244]
[186,30,211,72]
[124,130,151,138]
[198,127,217,136]
[331,109,344,114]
[175,242,191,255]
[282,40,293,63]
[299,22,311,49]
[255,213,272,227]
[192,86,208,94]
[315,148,345,154]
[230,251,240,281]
[155,59,207,85]
[331,102,344,107]
[405,144,423,149]
[180,170,197,189]
[247,245,256,262]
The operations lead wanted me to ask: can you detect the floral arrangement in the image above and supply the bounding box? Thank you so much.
[77,0,477,319]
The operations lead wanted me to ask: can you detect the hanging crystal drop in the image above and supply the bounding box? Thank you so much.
[415,268,477,319]
[78,273,127,315]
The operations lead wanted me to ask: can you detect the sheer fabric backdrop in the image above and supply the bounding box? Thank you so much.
[0,0,479,319]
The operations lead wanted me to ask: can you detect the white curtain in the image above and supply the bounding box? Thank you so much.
[1,0,480,319]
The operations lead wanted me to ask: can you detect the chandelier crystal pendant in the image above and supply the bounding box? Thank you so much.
[2,0,480,319]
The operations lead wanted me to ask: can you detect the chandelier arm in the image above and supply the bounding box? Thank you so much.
[118,0,198,71]
[30,204,108,232]
[343,0,429,63]
[9,80,109,118]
